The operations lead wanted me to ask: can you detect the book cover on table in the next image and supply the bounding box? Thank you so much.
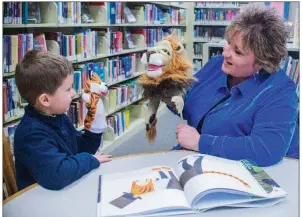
[97,154,287,217]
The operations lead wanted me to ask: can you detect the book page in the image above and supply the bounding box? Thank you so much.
[175,154,286,207]
[100,166,193,217]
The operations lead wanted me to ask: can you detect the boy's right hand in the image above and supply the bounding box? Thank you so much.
[93,152,112,163]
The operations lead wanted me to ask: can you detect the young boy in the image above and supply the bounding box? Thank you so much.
[14,50,112,190]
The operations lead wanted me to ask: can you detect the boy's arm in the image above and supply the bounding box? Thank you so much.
[15,130,100,190]
[76,129,102,154]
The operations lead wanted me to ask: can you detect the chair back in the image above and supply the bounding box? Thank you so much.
[3,134,18,199]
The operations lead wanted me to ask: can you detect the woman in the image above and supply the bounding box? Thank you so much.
[173,4,299,166]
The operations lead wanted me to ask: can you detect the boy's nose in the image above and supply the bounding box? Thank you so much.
[71,88,77,97]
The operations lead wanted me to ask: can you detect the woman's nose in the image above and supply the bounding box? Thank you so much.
[222,46,231,58]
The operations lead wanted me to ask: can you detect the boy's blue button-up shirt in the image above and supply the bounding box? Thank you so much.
[182,55,298,166]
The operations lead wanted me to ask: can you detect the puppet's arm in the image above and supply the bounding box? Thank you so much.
[145,98,160,143]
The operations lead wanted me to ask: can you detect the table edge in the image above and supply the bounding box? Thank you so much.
[3,150,188,205]
[3,151,298,204]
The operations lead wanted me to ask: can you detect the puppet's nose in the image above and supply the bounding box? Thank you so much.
[145,51,155,62]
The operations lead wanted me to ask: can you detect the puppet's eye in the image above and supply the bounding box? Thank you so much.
[162,49,170,56]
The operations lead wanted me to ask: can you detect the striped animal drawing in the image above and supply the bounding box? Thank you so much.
[179,156,250,188]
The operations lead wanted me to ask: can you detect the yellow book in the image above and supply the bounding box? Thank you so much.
[11,35,18,72]
[76,33,82,60]
[109,88,117,112]
[125,109,130,130]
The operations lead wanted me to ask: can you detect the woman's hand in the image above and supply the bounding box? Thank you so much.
[176,124,200,152]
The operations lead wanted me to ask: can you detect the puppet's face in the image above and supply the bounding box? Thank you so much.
[141,37,184,78]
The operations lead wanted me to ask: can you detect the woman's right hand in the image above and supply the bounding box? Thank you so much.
[93,152,112,163]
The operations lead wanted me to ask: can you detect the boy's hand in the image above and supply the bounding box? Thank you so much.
[93,152,112,163]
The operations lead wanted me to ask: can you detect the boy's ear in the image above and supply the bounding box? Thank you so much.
[38,93,51,107]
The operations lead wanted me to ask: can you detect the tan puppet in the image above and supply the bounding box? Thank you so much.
[138,34,197,143]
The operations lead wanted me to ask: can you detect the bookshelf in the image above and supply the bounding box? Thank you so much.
[3,1,188,155]
[202,42,300,66]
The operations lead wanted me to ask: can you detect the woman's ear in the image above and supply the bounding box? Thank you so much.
[254,62,262,72]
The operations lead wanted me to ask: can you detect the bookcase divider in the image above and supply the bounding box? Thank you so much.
[40,2,58,25]
[88,5,108,25]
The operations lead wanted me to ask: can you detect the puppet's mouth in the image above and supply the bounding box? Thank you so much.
[147,63,164,71]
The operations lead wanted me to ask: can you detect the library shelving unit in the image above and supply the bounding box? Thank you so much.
[3,1,188,154]
[202,41,300,66]
[192,2,245,67]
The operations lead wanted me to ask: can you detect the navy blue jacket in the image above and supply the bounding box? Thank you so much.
[14,105,101,190]
[172,55,299,166]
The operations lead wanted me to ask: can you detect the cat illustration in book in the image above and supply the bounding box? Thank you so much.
[138,33,196,143]
[178,155,250,189]
[109,167,182,209]
[82,72,109,139]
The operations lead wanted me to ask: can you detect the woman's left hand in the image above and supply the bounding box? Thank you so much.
[176,124,200,152]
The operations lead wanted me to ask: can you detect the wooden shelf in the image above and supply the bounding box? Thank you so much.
[3,72,15,78]
[107,72,143,87]
[195,5,240,9]
[151,2,186,9]
[4,23,186,28]
[194,21,231,26]
[106,97,144,117]
[73,48,149,64]
[194,38,224,43]
[4,112,24,125]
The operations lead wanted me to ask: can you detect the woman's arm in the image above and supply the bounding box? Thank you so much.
[197,86,298,166]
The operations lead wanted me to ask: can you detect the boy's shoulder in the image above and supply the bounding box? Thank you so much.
[14,112,57,144]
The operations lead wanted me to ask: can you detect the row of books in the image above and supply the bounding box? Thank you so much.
[193,43,203,57]
[142,4,186,25]
[3,122,19,157]
[3,33,46,73]
[194,8,239,22]
[3,2,26,24]
[107,109,130,137]
[73,54,140,94]
[280,56,300,85]
[67,100,85,129]
[108,80,143,112]
[194,27,225,39]
[56,2,82,24]
[3,78,24,122]
[195,2,241,7]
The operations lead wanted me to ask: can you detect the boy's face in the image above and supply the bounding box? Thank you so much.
[48,74,76,114]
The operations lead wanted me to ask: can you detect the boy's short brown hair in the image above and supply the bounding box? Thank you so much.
[15,50,74,106]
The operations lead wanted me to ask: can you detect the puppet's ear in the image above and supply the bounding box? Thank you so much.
[176,43,184,54]
[171,30,178,40]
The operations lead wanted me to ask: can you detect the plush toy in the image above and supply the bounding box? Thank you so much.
[82,72,108,134]
[138,34,197,143]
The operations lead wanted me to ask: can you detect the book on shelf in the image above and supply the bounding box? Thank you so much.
[98,153,287,217]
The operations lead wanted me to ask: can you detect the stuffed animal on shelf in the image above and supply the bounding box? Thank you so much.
[138,34,197,143]
[82,72,108,134]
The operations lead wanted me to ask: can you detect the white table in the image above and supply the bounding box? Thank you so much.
[3,151,299,217]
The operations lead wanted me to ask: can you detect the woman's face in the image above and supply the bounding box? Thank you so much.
[222,32,261,78]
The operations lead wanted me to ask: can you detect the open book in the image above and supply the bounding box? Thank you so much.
[98,154,287,217]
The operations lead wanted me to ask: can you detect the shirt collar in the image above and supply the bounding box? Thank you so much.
[25,105,64,127]
[216,69,271,96]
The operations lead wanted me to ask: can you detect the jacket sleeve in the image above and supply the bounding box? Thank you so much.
[197,84,299,166]
[76,129,102,154]
[15,131,100,190]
